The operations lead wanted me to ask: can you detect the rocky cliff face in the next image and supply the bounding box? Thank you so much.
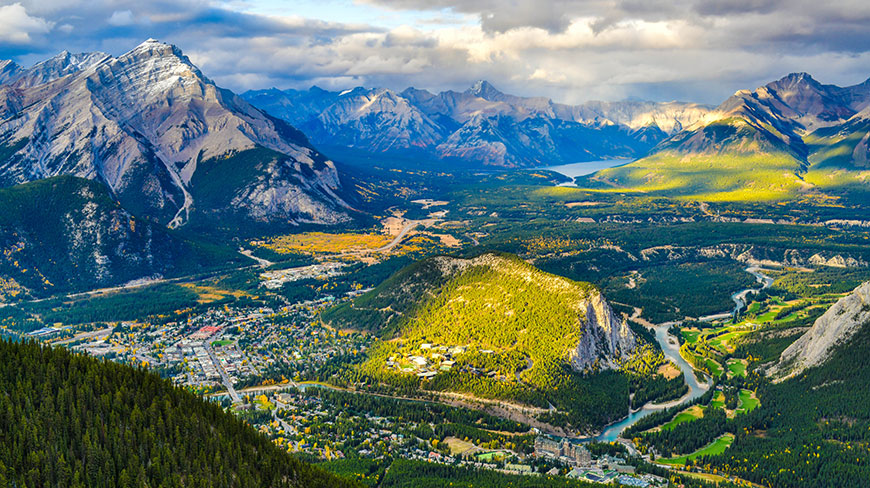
[570,288,637,370]
[243,81,712,167]
[0,39,354,228]
[768,282,870,381]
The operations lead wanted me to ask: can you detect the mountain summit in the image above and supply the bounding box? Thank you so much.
[466,80,505,100]
[589,72,870,200]
[244,82,711,167]
[0,39,354,229]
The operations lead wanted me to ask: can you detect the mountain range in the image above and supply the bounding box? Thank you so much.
[243,81,712,167]
[245,72,870,201]
[589,73,870,200]
[0,40,355,230]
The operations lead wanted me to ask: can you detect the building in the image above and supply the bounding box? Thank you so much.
[534,436,592,466]
[618,475,649,487]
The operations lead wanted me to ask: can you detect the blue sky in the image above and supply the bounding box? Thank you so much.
[1,0,870,105]
[228,0,473,30]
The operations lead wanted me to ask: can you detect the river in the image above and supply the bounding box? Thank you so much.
[595,324,710,442]
[730,266,775,316]
[592,266,774,442]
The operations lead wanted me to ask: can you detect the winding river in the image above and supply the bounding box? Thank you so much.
[595,325,710,442]
[592,266,774,442]
[731,266,775,315]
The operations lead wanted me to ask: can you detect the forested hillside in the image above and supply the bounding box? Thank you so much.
[324,253,685,431]
[707,320,870,487]
[0,339,359,488]
[0,176,242,301]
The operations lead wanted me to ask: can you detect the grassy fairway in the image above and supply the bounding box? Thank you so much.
[661,406,704,431]
[737,389,760,413]
[708,330,742,353]
[726,359,747,378]
[709,391,725,410]
[658,434,735,466]
[682,329,701,344]
[705,358,724,377]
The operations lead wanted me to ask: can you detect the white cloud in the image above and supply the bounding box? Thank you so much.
[0,3,53,44]
[3,0,870,105]
[107,10,136,26]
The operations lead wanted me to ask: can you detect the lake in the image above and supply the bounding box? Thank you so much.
[540,159,632,186]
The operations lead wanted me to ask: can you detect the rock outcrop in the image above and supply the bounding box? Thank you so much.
[768,282,870,381]
[570,289,637,370]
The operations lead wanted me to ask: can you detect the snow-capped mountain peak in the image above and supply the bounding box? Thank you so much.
[0,40,354,229]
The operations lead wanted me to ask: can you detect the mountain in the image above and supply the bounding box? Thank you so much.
[312,87,447,153]
[0,176,241,300]
[589,73,870,200]
[0,39,355,229]
[243,82,712,167]
[707,281,870,487]
[325,253,636,369]
[768,281,870,380]
[319,253,676,431]
[0,338,359,487]
[7,50,110,88]
[0,60,22,85]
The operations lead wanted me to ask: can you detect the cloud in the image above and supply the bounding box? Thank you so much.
[1,0,869,105]
[107,10,135,26]
[0,3,53,44]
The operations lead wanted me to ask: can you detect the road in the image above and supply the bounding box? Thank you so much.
[0,260,264,310]
[53,326,114,345]
[238,248,274,268]
[1,219,429,311]
[336,218,433,258]
[205,344,241,404]
[378,220,421,252]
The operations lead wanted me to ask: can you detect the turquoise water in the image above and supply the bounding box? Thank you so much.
[541,160,632,185]
[594,325,709,442]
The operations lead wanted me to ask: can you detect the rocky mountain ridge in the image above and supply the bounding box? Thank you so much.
[0,39,355,229]
[243,81,712,167]
[661,72,870,160]
[768,281,870,381]
[590,72,870,198]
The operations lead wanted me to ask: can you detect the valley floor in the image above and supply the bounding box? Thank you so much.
[3,170,870,487]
